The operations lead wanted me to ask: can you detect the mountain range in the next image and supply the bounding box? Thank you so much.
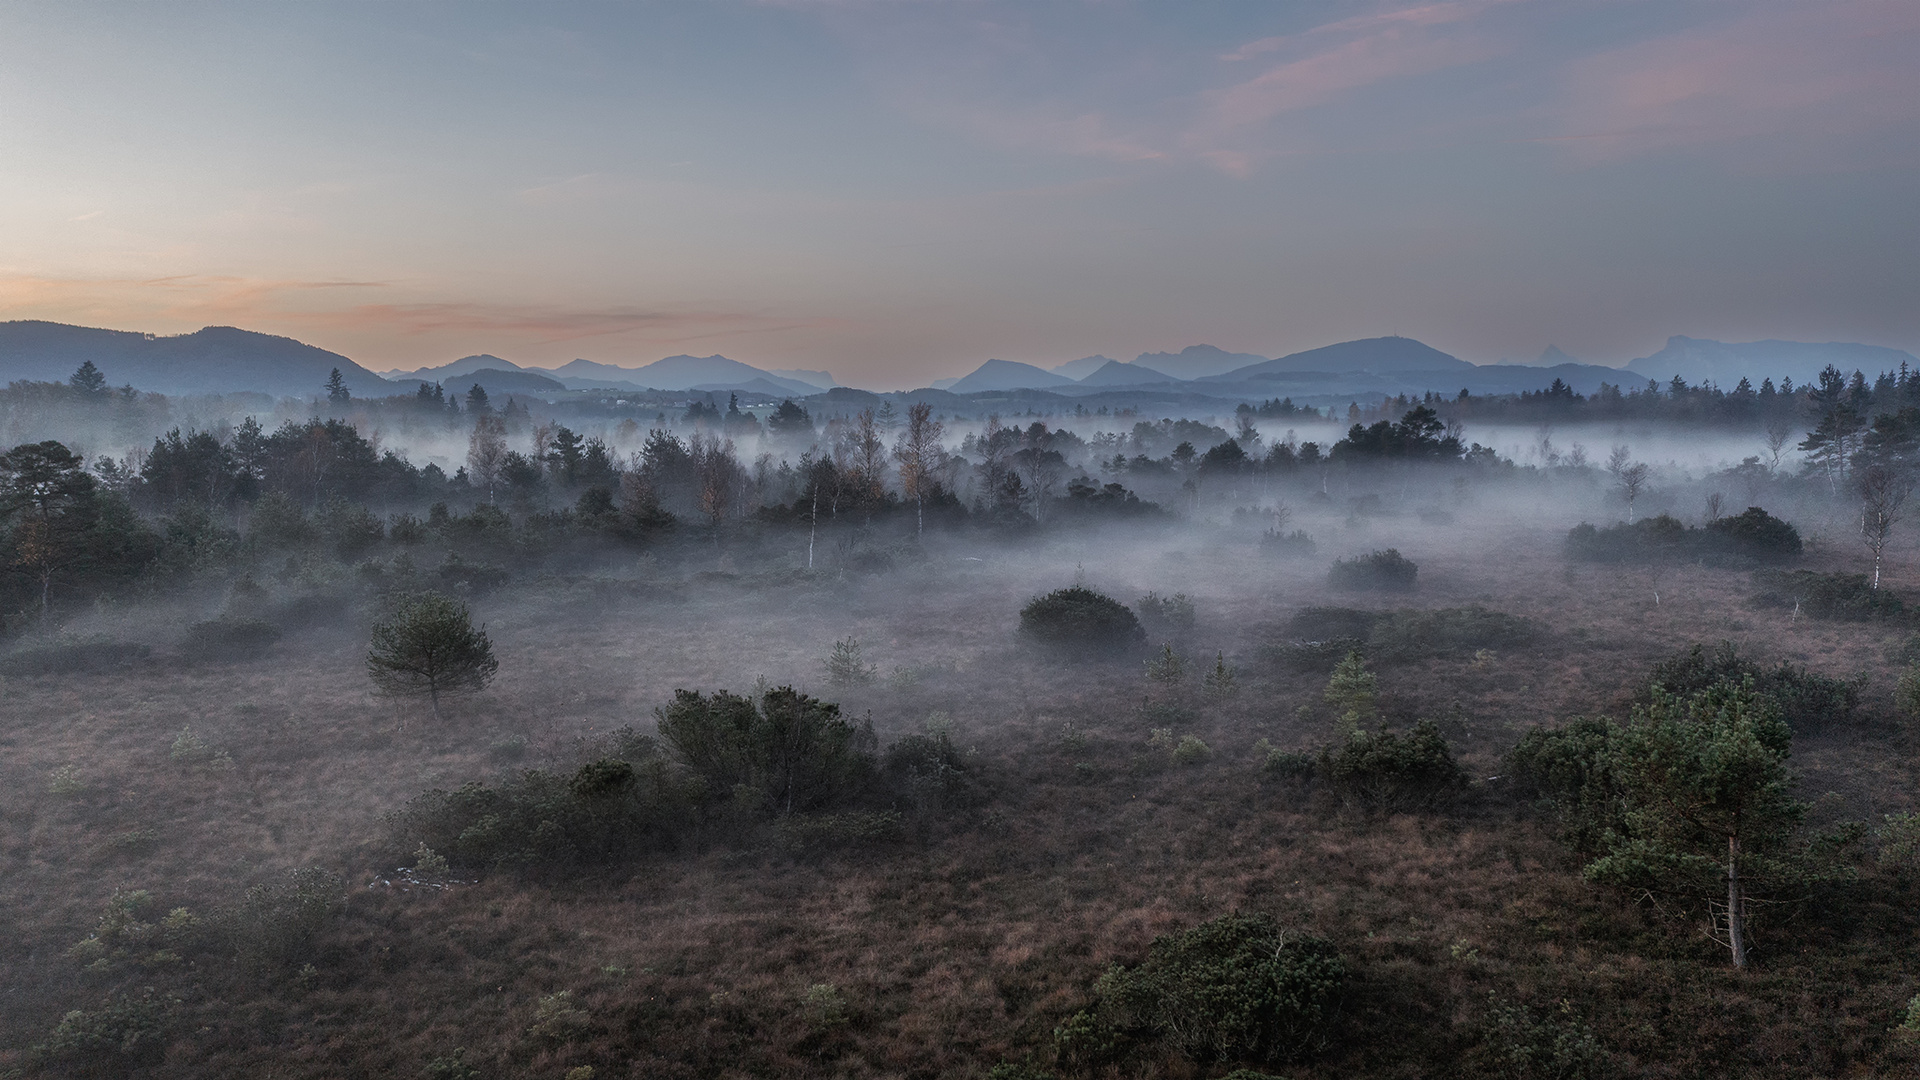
[4,319,1915,405]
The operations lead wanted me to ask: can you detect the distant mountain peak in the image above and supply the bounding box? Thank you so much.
[948,358,1075,393]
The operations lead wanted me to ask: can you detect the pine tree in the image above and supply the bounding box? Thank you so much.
[1324,650,1378,736]
[366,593,499,718]
[69,361,108,396]
[325,368,350,404]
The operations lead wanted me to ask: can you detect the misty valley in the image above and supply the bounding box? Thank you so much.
[2,361,1919,1080]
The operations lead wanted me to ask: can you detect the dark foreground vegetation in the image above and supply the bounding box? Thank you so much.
[3,362,1920,1078]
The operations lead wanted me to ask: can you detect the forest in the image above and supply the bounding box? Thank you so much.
[2,359,1919,1080]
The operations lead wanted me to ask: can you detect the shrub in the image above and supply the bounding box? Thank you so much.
[1751,570,1906,621]
[1019,587,1145,655]
[0,640,149,676]
[1367,606,1536,663]
[1704,506,1803,562]
[1564,516,1688,563]
[48,763,82,796]
[1094,912,1345,1066]
[526,991,590,1045]
[1470,994,1614,1080]
[1896,665,1920,719]
[227,867,344,969]
[435,553,511,595]
[883,722,974,816]
[1644,642,1857,733]
[1319,721,1465,812]
[800,982,851,1032]
[657,686,877,817]
[182,616,282,662]
[1328,549,1418,591]
[34,990,177,1067]
[1136,591,1197,638]
[1505,718,1623,855]
[1260,528,1317,556]
[394,746,684,871]
[1172,735,1212,765]
[1877,812,1920,872]
[169,726,234,771]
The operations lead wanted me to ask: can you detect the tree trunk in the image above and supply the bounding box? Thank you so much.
[1727,833,1748,969]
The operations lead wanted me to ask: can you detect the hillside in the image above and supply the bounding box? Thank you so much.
[0,320,393,398]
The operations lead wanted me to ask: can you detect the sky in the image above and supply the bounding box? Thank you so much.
[1,0,1916,389]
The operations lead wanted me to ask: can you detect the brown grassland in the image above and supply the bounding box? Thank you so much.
[2,503,1918,1079]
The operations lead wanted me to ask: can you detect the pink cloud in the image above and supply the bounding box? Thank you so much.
[1548,1,1920,164]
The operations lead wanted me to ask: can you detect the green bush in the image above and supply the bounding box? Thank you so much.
[657,686,877,817]
[394,747,684,871]
[883,724,975,816]
[1643,642,1857,733]
[1260,528,1317,556]
[1136,591,1197,638]
[1505,718,1623,855]
[227,867,344,969]
[1018,587,1145,655]
[1752,570,1906,621]
[1470,994,1615,1080]
[34,990,177,1067]
[1328,549,1418,591]
[1319,721,1466,812]
[1704,506,1803,562]
[1093,912,1345,1066]
[1569,508,1801,567]
[1564,516,1688,563]
[1367,606,1536,662]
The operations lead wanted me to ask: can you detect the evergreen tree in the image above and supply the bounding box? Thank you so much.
[366,592,499,717]
[69,361,109,396]
[325,368,350,404]
[1584,682,1812,969]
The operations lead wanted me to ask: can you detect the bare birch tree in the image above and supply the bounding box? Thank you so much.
[892,402,944,536]
[1856,463,1913,590]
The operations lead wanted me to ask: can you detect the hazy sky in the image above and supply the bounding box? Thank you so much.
[2,1,1916,387]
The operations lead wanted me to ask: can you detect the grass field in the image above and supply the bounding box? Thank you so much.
[3,504,1917,1079]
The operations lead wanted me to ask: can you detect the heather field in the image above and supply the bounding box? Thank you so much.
[4,496,1918,1080]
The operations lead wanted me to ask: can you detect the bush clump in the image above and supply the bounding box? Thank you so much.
[1643,642,1857,733]
[1,640,150,676]
[1328,549,1418,592]
[1136,591,1197,638]
[1019,587,1145,655]
[1568,507,1802,567]
[657,686,877,817]
[1093,912,1346,1066]
[182,617,282,662]
[1367,606,1536,662]
[1705,507,1803,562]
[1319,721,1466,812]
[1752,570,1906,621]
[1273,605,1533,668]
[393,747,683,871]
